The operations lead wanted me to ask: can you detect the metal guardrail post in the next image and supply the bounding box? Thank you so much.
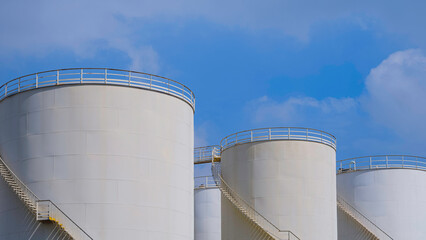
[386,156,388,168]
[350,161,356,171]
[5,83,7,96]
[288,128,290,139]
[268,128,271,140]
[56,70,59,85]
[80,69,83,83]
[370,157,372,169]
[36,73,39,88]
[128,71,131,85]
[251,131,253,142]
[306,129,308,140]
[18,78,20,92]
[104,69,107,84]
[150,75,152,89]
[402,156,404,168]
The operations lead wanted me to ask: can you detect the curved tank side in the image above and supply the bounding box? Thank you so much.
[0,84,194,239]
[221,139,337,240]
[194,187,221,240]
[337,168,426,240]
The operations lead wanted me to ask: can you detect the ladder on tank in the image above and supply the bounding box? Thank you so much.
[337,195,393,240]
[0,154,93,240]
[211,161,300,240]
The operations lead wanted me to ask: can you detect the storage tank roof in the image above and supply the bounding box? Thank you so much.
[0,68,195,110]
[220,127,336,151]
[337,155,426,174]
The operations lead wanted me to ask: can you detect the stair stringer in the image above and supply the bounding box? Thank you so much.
[337,195,393,240]
[0,154,92,240]
[212,163,299,240]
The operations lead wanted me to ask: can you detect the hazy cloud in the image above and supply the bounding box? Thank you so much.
[0,1,160,72]
[248,49,426,154]
[362,49,426,140]
[249,95,358,126]
[1,0,426,71]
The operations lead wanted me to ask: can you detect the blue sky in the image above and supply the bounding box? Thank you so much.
[1,1,426,176]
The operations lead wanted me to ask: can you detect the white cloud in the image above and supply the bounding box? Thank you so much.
[247,49,426,155]
[249,95,358,126]
[0,1,160,72]
[362,49,426,140]
[107,39,160,72]
[1,0,426,71]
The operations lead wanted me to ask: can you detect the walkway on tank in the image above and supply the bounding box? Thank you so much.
[194,145,221,164]
[0,68,195,110]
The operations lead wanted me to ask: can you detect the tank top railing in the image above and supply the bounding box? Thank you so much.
[220,127,336,151]
[0,68,195,110]
[212,162,300,240]
[337,155,426,173]
[194,146,220,164]
[194,176,218,189]
[0,154,92,240]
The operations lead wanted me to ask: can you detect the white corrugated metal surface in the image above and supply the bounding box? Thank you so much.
[194,186,221,240]
[0,82,194,239]
[220,135,337,240]
[337,168,426,240]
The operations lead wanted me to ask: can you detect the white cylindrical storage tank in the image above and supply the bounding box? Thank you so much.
[337,155,426,240]
[0,68,195,240]
[194,176,221,240]
[220,127,337,240]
